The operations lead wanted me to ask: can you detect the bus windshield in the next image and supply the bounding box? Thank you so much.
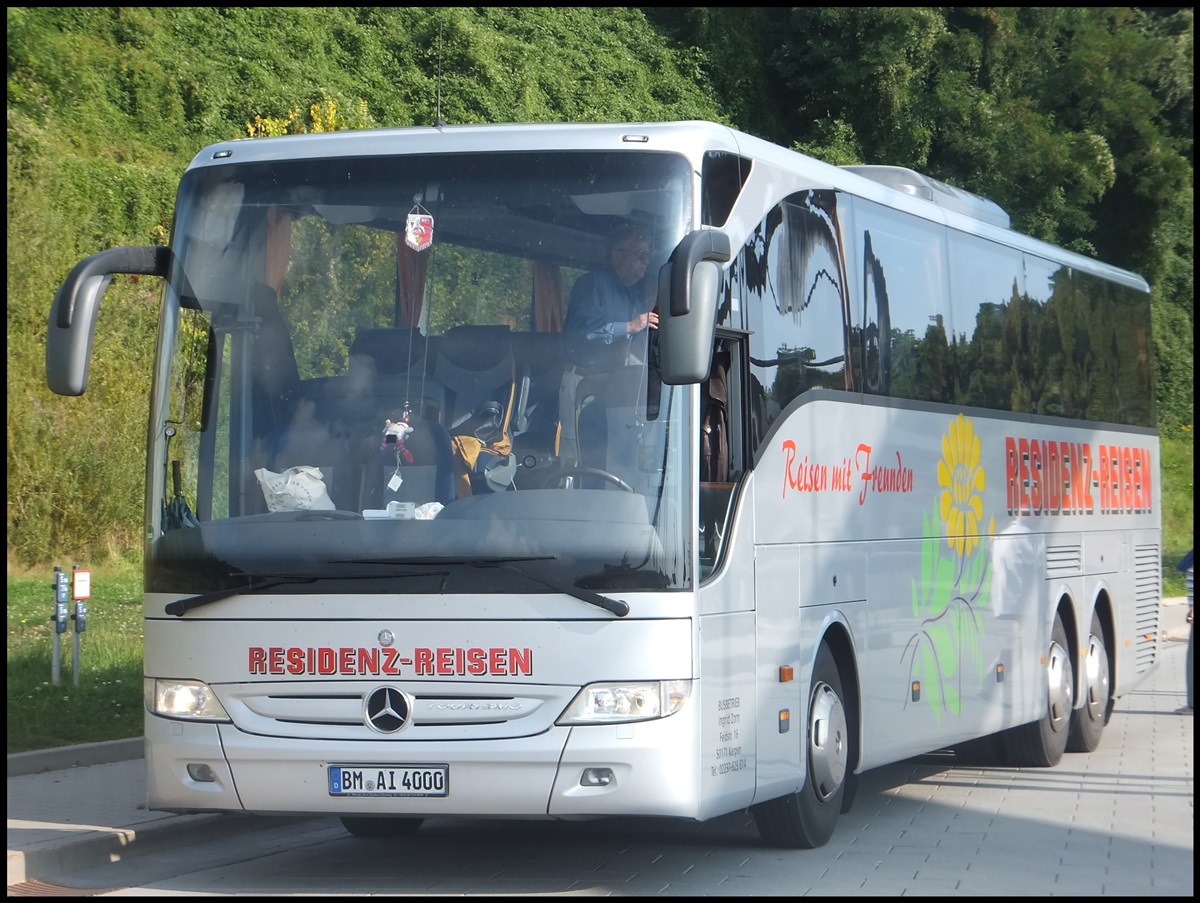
[150,148,694,599]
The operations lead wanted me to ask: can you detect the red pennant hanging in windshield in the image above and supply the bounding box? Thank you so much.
[405,207,434,252]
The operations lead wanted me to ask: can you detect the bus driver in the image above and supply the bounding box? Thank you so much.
[564,224,658,347]
[559,224,658,467]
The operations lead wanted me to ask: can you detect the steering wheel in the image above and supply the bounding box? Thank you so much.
[543,465,635,492]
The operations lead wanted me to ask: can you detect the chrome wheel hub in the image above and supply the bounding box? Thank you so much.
[808,681,848,802]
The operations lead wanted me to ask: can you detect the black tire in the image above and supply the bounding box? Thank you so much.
[340,816,423,838]
[752,642,850,848]
[1003,612,1073,767]
[1067,611,1110,753]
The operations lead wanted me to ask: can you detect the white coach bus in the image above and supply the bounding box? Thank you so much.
[46,120,1162,847]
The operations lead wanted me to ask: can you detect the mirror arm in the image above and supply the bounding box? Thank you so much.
[669,230,731,316]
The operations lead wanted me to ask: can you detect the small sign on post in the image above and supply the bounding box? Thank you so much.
[71,566,91,687]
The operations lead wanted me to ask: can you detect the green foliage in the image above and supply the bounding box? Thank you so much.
[6,145,167,565]
[642,8,788,138]
[417,8,721,125]
[780,8,950,166]
[1161,432,1195,597]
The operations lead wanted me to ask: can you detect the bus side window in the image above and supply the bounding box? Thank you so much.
[700,344,730,483]
[700,337,744,577]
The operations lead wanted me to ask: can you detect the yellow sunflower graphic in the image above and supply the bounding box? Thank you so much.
[937,413,986,556]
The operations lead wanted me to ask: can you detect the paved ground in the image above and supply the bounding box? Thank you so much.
[8,599,1193,895]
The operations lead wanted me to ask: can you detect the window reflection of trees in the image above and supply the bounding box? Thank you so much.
[746,192,853,432]
[739,191,1154,434]
[952,260,1153,427]
[846,198,1151,428]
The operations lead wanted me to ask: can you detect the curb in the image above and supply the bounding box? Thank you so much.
[8,739,314,888]
[7,738,143,779]
[8,811,307,888]
[8,811,219,887]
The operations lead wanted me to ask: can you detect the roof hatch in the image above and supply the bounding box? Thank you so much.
[842,165,1010,229]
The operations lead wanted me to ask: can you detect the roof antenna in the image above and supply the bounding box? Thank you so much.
[434,20,447,127]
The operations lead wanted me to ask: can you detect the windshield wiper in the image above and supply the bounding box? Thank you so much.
[335,555,630,617]
[165,575,317,616]
[163,567,448,617]
[493,560,629,617]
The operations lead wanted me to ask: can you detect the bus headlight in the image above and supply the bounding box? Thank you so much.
[557,680,691,724]
[145,678,231,722]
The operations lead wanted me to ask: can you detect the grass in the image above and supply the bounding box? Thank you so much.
[1164,567,1189,599]
[6,567,144,754]
[5,437,1193,753]
[1160,429,1194,598]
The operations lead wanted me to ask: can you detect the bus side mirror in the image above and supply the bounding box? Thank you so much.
[46,246,168,396]
[656,230,730,385]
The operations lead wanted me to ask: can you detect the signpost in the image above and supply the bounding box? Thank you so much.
[72,566,90,687]
[50,565,90,685]
[51,566,68,684]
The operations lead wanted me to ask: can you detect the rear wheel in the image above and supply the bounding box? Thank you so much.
[752,642,850,848]
[340,816,424,838]
[1003,612,1073,767]
[1067,611,1110,752]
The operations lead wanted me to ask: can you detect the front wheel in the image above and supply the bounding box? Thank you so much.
[1003,612,1073,767]
[1067,611,1110,752]
[752,642,850,848]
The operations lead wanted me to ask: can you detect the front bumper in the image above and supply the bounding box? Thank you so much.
[145,705,701,820]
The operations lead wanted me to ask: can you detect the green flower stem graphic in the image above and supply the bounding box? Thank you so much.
[904,410,997,724]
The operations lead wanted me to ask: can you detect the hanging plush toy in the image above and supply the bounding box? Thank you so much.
[380,417,414,464]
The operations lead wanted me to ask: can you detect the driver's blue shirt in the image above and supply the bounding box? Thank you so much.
[564,266,643,344]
